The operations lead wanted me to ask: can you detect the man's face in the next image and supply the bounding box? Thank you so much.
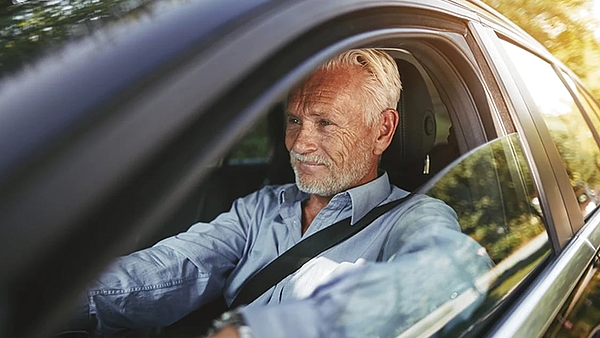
[285,65,381,196]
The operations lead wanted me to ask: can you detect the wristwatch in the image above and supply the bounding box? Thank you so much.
[208,308,253,338]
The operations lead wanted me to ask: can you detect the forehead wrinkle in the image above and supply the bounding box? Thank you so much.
[289,66,367,118]
[293,94,345,120]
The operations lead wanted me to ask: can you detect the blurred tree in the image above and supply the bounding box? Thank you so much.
[0,0,12,11]
[482,0,600,99]
[0,0,157,79]
[426,134,546,263]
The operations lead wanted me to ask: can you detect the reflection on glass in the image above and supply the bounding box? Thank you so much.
[0,0,163,78]
[563,74,600,137]
[545,261,600,337]
[422,134,551,336]
[575,81,600,126]
[424,134,547,263]
[501,40,600,218]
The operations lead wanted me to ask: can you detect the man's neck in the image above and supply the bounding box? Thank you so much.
[298,170,380,234]
[301,194,332,235]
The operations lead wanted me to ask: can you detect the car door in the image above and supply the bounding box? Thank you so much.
[498,41,600,338]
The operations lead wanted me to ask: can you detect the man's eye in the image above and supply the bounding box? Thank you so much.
[319,120,331,126]
[288,117,300,125]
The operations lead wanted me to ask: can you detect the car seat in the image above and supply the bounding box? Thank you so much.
[381,59,438,191]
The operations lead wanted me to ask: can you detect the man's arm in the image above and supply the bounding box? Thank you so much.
[83,192,260,335]
[236,196,492,338]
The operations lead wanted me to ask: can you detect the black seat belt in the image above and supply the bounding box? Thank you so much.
[230,194,412,308]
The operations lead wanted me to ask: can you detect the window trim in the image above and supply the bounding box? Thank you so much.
[496,37,597,234]
[469,24,600,338]
[469,23,575,250]
[556,69,600,150]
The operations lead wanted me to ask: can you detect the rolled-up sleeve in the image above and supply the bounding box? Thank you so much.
[241,197,492,338]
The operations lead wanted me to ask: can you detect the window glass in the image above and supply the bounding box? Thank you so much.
[564,74,600,142]
[577,83,600,123]
[0,0,160,79]
[501,41,600,217]
[422,133,550,337]
[544,257,600,337]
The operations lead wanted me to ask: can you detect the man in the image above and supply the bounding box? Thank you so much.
[82,49,491,337]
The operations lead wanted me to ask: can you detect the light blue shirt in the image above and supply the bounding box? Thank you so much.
[86,172,491,337]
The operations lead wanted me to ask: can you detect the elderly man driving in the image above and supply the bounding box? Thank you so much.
[79,49,491,338]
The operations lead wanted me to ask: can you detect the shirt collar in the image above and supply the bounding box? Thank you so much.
[346,172,392,224]
[279,172,393,225]
[279,184,308,205]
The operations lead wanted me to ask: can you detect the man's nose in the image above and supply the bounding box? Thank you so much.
[290,125,318,154]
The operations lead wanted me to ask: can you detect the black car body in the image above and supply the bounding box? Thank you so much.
[1,0,600,337]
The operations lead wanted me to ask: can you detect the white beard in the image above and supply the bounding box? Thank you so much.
[290,138,373,197]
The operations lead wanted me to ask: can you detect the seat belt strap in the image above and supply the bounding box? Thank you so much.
[230,194,412,308]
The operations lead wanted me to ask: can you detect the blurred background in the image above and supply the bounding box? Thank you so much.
[482,0,600,99]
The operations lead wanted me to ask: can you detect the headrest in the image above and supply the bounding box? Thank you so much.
[380,59,436,190]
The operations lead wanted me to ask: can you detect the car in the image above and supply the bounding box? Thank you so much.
[1,0,600,337]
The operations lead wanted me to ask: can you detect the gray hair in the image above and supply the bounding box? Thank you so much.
[320,48,402,126]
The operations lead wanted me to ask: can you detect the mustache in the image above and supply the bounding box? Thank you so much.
[289,151,332,168]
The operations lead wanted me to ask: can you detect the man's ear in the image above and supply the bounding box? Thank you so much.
[374,108,399,156]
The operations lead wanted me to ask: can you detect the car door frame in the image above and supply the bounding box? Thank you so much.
[468,19,600,338]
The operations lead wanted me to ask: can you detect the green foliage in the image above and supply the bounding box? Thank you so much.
[545,112,600,189]
[427,135,545,263]
[482,0,600,99]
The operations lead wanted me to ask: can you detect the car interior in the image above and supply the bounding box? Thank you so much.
[115,43,550,338]
[145,48,459,249]
[119,47,469,337]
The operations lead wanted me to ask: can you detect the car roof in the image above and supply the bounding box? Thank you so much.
[454,0,555,58]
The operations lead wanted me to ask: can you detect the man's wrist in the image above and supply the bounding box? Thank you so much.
[208,308,253,338]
